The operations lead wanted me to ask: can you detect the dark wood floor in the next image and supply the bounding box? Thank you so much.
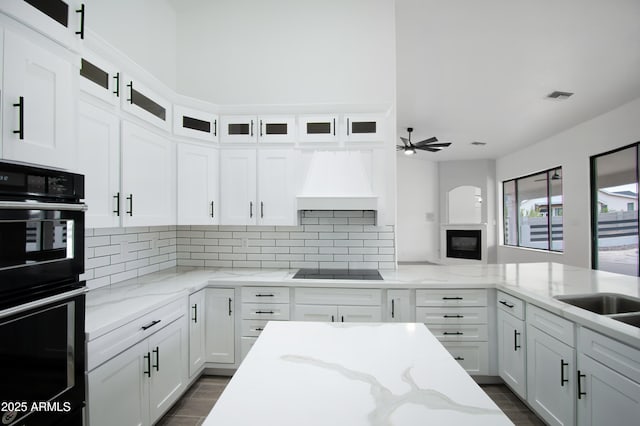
[157,376,545,426]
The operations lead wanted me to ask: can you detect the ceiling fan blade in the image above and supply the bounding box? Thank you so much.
[418,142,451,148]
[413,136,438,146]
[396,145,406,151]
[399,137,409,147]
[415,146,442,152]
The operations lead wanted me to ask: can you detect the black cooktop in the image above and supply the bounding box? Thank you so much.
[292,269,383,280]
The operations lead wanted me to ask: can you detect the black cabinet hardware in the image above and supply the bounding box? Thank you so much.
[454,356,465,361]
[260,120,263,137]
[141,319,161,331]
[442,296,463,300]
[341,316,344,322]
[391,299,395,318]
[152,347,159,371]
[347,118,350,135]
[331,315,335,322]
[75,4,85,39]
[213,119,217,136]
[250,120,254,136]
[444,314,464,318]
[249,201,253,218]
[577,370,587,399]
[113,192,120,216]
[211,201,215,218]
[260,201,264,218]
[443,331,463,335]
[126,81,133,103]
[13,96,24,140]
[126,194,133,216]
[333,118,336,136]
[255,310,274,314]
[255,294,274,297]
[255,327,264,331]
[143,352,151,377]
[113,72,120,96]
[228,298,232,316]
[561,360,569,386]
[514,330,521,351]
[192,304,198,323]
[499,300,515,308]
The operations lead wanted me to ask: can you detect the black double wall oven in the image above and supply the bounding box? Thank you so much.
[0,162,86,426]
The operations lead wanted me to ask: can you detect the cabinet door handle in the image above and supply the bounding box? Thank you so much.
[331,315,335,322]
[577,370,587,399]
[443,331,463,335]
[141,319,161,331]
[442,297,463,300]
[250,120,254,136]
[228,298,232,316]
[113,192,120,216]
[152,346,160,371]
[249,201,253,218]
[143,352,151,377]
[260,201,264,219]
[514,330,521,351]
[391,299,395,318]
[444,314,464,318]
[560,359,569,386]
[126,194,133,216]
[13,96,24,140]
[210,201,215,218]
[213,119,217,136]
[499,300,515,308]
[341,316,344,322]
[75,4,85,39]
[347,118,350,135]
[260,119,263,137]
[192,304,198,323]
[333,118,336,136]
[127,81,134,103]
[113,72,120,96]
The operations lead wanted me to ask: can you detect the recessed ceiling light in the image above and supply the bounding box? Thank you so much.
[471,141,487,146]
[547,91,574,100]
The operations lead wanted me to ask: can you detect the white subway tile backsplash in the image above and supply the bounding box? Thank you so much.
[304,239,334,247]
[319,232,347,240]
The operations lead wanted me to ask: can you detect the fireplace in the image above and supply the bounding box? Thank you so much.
[446,229,482,260]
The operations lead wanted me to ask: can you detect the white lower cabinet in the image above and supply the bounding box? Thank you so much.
[188,289,206,377]
[386,289,411,322]
[442,342,489,375]
[294,304,382,322]
[87,316,188,426]
[497,308,526,399]
[206,288,235,364]
[577,327,640,426]
[294,288,382,323]
[240,287,291,359]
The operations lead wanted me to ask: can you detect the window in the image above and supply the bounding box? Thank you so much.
[502,167,563,251]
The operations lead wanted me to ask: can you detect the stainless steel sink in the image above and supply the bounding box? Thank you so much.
[611,313,640,327]
[554,293,640,315]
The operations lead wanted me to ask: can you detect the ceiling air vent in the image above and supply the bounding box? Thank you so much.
[547,91,574,100]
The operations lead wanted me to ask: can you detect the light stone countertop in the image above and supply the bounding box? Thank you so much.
[85,263,640,349]
[201,321,514,426]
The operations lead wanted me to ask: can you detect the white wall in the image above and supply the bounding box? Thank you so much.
[84,0,177,88]
[175,0,396,106]
[396,155,439,262]
[496,96,640,267]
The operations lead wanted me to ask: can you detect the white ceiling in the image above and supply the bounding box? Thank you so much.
[396,0,640,161]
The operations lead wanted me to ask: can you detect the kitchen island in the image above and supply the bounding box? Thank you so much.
[202,321,513,426]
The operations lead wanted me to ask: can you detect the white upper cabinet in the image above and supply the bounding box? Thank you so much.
[77,101,120,228]
[220,149,257,225]
[122,74,172,132]
[177,143,219,225]
[298,114,338,143]
[221,115,295,144]
[2,29,76,170]
[344,114,385,142]
[173,105,218,142]
[0,0,85,51]
[79,51,120,106]
[121,121,175,226]
[257,149,295,225]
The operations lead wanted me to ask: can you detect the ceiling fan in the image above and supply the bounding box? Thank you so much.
[397,127,451,155]
[534,169,562,181]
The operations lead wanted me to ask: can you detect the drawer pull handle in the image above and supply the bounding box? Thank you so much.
[143,352,151,377]
[255,327,264,331]
[442,297,463,300]
[454,356,465,361]
[514,330,521,351]
[443,314,464,318]
[255,294,275,297]
[561,359,569,386]
[256,310,274,314]
[577,370,587,399]
[141,319,161,331]
[443,331,463,335]
[499,300,515,308]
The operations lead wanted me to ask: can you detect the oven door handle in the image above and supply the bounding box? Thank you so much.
[0,201,88,211]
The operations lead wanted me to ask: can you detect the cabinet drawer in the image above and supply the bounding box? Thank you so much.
[242,303,290,320]
[241,287,290,304]
[416,307,488,324]
[416,289,487,307]
[241,320,270,337]
[295,288,382,306]
[527,304,575,347]
[497,291,525,320]
[442,342,489,375]
[241,336,258,360]
[87,298,185,371]
[425,324,488,341]
[578,327,640,383]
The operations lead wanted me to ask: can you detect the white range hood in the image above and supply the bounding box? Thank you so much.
[296,151,378,211]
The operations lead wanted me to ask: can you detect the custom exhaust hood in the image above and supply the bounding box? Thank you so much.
[296,151,378,211]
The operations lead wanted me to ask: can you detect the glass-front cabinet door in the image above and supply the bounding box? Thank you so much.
[174,105,218,142]
[298,115,338,143]
[344,114,385,142]
[79,51,120,105]
[121,74,172,132]
[258,116,295,143]
[220,116,257,143]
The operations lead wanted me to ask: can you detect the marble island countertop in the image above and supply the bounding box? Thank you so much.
[85,262,640,348]
[202,321,513,426]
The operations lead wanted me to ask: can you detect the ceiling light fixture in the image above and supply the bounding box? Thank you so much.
[546,91,574,100]
[404,147,416,155]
